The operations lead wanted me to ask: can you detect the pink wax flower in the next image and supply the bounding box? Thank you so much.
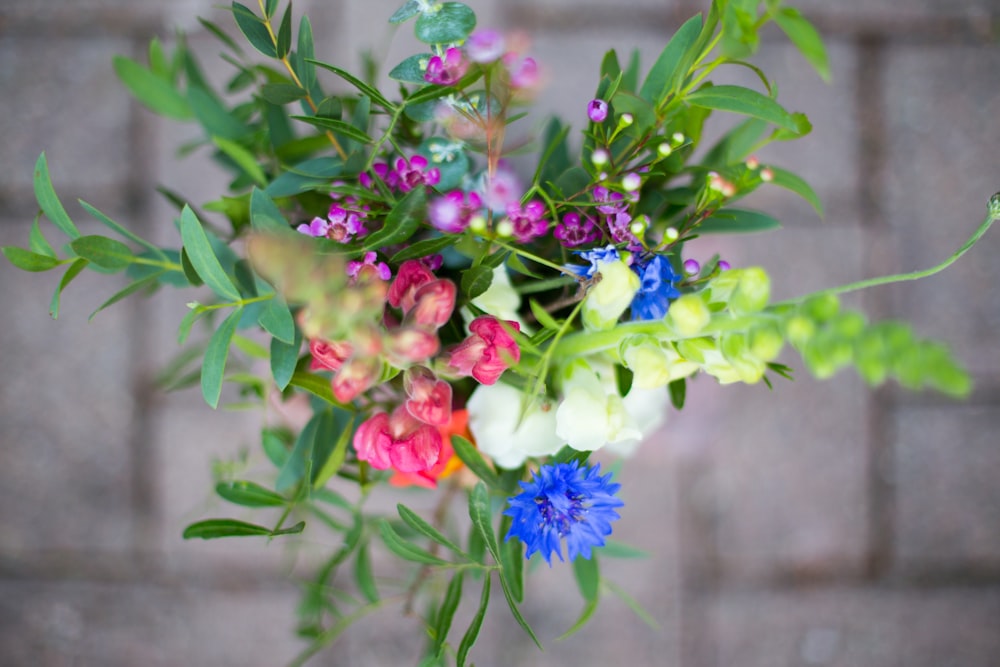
[428,190,483,234]
[424,47,468,85]
[394,155,440,192]
[326,205,366,242]
[466,28,506,63]
[386,326,440,365]
[309,339,354,372]
[353,406,442,473]
[587,99,609,123]
[388,260,435,312]
[407,278,457,329]
[554,212,600,248]
[346,251,392,283]
[296,216,330,238]
[447,316,521,385]
[504,54,539,90]
[331,356,380,404]
[481,163,522,210]
[592,185,628,215]
[505,200,548,243]
[403,366,452,426]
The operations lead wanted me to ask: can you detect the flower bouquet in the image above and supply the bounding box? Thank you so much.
[4,0,996,664]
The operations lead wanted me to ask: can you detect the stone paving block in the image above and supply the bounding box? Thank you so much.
[882,44,1000,379]
[694,585,1000,667]
[0,37,134,197]
[0,578,302,667]
[0,223,137,555]
[892,404,1000,574]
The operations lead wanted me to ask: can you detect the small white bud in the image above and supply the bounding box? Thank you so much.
[496,219,514,237]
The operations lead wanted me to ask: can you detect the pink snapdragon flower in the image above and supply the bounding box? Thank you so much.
[386,326,440,365]
[388,260,435,312]
[448,316,521,385]
[505,200,548,243]
[424,47,468,85]
[407,279,457,329]
[353,406,442,473]
[331,356,381,404]
[428,190,483,233]
[403,366,452,426]
[309,339,354,372]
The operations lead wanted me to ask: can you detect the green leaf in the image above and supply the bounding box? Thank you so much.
[559,600,598,640]
[597,539,651,559]
[311,412,354,490]
[639,14,703,103]
[34,153,80,240]
[289,370,340,405]
[231,2,278,58]
[276,409,326,491]
[774,8,830,82]
[389,0,421,24]
[183,518,305,539]
[573,555,600,602]
[417,136,469,191]
[276,2,293,58]
[295,15,318,94]
[499,516,524,603]
[390,235,456,263]
[415,3,477,45]
[79,200,167,260]
[306,59,395,111]
[469,483,501,564]
[397,504,468,557]
[498,567,541,649]
[389,53,433,84]
[88,270,163,320]
[700,117,769,167]
[260,82,308,105]
[199,17,245,55]
[668,377,686,410]
[290,115,374,144]
[29,216,56,258]
[361,187,427,251]
[201,306,243,408]
[69,235,134,271]
[249,188,292,233]
[258,295,295,343]
[354,541,379,604]
[457,575,491,667]
[433,571,465,656]
[50,258,89,318]
[766,165,824,217]
[452,436,501,490]
[179,206,241,300]
[264,0,279,18]
[216,480,287,507]
[699,208,781,234]
[686,84,798,131]
[270,325,301,391]
[461,264,493,300]
[112,55,192,120]
[378,520,452,566]
[213,136,267,187]
[529,299,561,331]
[2,246,60,272]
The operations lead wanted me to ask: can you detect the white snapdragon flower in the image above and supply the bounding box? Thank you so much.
[581,258,639,331]
[466,382,562,469]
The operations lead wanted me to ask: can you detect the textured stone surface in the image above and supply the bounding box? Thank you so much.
[697,586,1000,667]
[893,404,1000,574]
[883,44,1000,379]
[0,579,302,667]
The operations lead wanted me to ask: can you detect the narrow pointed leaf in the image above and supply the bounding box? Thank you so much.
[69,235,134,271]
[433,571,465,656]
[112,56,193,120]
[216,480,287,507]
[766,165,824,217]
[34,153,80,239]
[361,187,426,251]
[306,59,395,110]
[50,258,89,318]
[276,2,293,58]
[270,326,301,391]
[290,115,374,144]
[457,575,491,667]
[686,84,798,131]
[179,206,241,300]
[201,306,244,408]
[452,436,501,490]
[774,8,830,82]
[88,270,163,320]
[2,247,60,272]
[355,541,379,603]
[699,208,781,234]
[639,14,703,103]
[231,2,278,58]
[79,200,167,260]
[397,503,468,557]
[183,518,304,539]
[29,217,56,258]
[378,520,452,566]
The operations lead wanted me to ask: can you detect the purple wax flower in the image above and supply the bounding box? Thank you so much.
[428,190,483,234]
[592,185,628,215]
[296,216,330,238]
[587,99,608,123]
[394,155,441,192]
[481,164,522,210]
[553,212,599,248]
[683,258,701,275]
[424,47,468,86]
[505,200,548,242]
[327,205,367,243]
[346,251,391,282]
[466,29,506,63]
[504,54,539,89]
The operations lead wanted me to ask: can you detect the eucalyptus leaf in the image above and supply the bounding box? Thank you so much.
[389,53,433,84]
[231,2,278,58]
[415,3,476,45]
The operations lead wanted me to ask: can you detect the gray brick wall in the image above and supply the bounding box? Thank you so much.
[1,0,998,664]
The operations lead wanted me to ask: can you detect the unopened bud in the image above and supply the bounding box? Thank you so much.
[731,266,771,315]
[760,167,774,182]
[785,315,815,347]
[989,192,1000,220]
[469,214,487,233]
[804,294,840,322]
[721,182,736,198]
[749,325,784,361]
[658,142,673,157]
[622,172,642,191]
[671,132,685,144]
[669,294,711,336]
[496,219,514,237]
[630,215,649,235]
[683,258,700,275]
[591,148,609,166]
[665,227,679,242]
[745,156,760,170]
[618,113,634,127]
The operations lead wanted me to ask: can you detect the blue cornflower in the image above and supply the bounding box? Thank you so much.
[565,245,621,279]
[503,461,624,564]
[630,254,681,320]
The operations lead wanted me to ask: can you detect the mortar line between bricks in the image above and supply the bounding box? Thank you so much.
[854,34,896,580]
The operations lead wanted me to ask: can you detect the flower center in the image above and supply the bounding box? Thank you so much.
[535,491,586,537]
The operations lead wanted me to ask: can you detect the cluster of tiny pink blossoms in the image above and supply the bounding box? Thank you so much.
[424,28,539,90]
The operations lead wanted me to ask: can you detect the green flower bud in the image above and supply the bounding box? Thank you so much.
[669,293,711,336]
[619,335,698,388]
[833,311,866,339]
[730,266,770,315]
[750,324,784,362]
[804,294,840,322]
[785,315,815,347]
[721,332,766,384]
[989,192,1000,221]
[582,258,640,331]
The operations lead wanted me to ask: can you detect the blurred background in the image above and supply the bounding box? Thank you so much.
[1,0,999,665]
